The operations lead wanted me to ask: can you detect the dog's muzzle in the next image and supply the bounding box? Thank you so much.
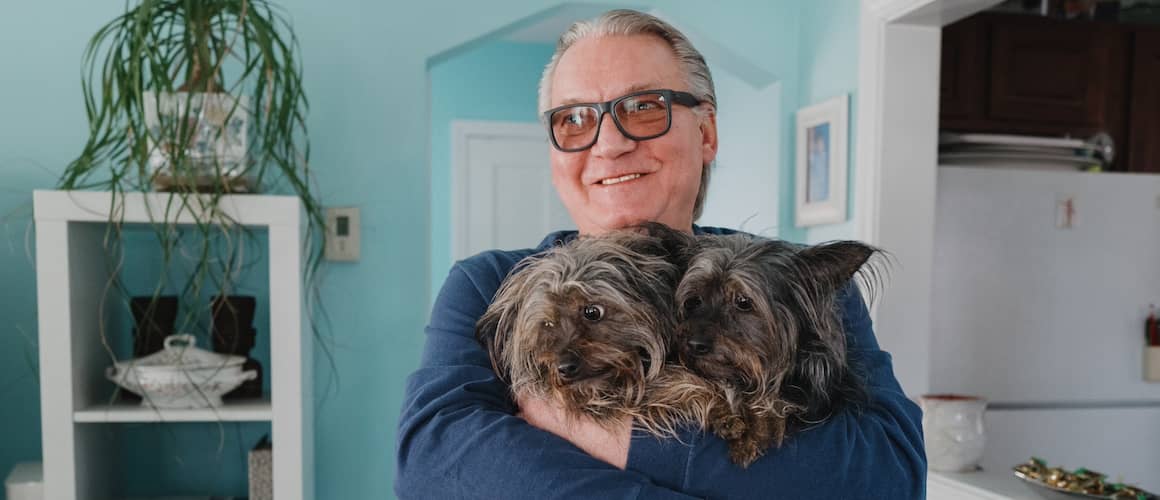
[556,352,582,381]
[686,333,714,355]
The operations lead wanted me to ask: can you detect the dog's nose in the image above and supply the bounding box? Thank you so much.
[557,353,581,380]
[687,336,713,356]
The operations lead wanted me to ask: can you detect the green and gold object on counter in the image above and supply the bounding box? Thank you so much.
[1012,457,1156,500]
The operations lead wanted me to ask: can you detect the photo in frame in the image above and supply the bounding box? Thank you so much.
[794,94,849,227]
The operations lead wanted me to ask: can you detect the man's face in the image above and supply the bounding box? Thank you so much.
[548,34,717,235]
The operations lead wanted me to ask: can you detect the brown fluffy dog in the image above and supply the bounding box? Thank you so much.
[675,234,883,466]
[475,224,697,434]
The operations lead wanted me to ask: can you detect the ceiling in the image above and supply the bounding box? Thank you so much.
[501,4,615,44]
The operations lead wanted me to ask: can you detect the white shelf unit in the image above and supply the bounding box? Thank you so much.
[73,397,274,423]
[33,190,313,500]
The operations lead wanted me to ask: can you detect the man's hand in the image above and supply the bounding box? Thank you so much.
[517,395,632,469]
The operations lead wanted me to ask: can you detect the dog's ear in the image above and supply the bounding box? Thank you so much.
[476,262,538,383]
[474,306,511,383]
[782,241,877,425]
[795,241,880,295]
[474,305,500,352]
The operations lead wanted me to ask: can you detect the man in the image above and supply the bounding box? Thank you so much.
[396,10,925,499]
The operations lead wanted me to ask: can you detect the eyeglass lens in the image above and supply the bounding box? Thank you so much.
[549,92,672,151]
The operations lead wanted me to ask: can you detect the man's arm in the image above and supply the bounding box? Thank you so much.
[628,284,927,499]
[395,259,701,500]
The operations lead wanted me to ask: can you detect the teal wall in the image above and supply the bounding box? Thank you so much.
[0,1,861,498]
[0,2,112,497]
[428,41,556,297]
[796,0,862,244]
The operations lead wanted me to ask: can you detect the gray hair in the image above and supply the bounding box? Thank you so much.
[538,9,717,222]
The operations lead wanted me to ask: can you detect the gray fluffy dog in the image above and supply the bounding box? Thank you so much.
[675,233,884,466]
[475,223,705,435]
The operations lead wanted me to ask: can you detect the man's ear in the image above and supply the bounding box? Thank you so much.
[699,108,718,165]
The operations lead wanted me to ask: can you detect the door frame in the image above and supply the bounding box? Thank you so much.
[855,0,1003,395]
[450,120,548,261]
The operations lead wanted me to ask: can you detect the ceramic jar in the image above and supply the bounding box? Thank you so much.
[920,393,987,472]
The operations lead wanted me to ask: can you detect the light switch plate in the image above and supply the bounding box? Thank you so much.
[325,207,360,262]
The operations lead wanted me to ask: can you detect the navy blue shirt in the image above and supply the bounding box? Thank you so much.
[396,227,926,499]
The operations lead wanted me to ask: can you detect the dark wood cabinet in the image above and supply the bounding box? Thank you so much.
[989,17,1124,130]
[1129,31,1160,173]
[939,13,1148,171]
[940,16,986,121]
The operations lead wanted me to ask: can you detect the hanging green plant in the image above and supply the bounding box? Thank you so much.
[65,0,315,198]
[59,0,331,393]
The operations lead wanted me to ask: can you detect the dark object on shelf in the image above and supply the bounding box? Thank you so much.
[211,295,262,399]
[130,295,178,357]
[211,295,256,353]
[121,296,179,402]
[227,356,264,400]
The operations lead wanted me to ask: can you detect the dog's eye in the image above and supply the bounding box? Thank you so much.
[683,296,703,312]
[734,295,753,311]
[581,304,604,321]
[542,320,555,328]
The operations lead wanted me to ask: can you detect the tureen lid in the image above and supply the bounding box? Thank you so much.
[118,334,246,370]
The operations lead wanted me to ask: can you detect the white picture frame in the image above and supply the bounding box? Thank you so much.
[794,94,849,227]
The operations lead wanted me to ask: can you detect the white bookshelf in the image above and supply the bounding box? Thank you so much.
[73,398,274,423]
[33,190,314,500]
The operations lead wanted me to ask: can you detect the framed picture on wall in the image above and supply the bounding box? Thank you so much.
[794,94,849,227]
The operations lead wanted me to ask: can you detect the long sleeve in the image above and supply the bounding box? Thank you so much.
[395,256,701,500]
[628,285,927,500]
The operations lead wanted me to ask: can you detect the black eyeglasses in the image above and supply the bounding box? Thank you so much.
[544,89,702,152]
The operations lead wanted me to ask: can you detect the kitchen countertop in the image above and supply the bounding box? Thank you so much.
[928,467,1042,500]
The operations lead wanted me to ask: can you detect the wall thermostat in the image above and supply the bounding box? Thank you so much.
[325,207,360,262]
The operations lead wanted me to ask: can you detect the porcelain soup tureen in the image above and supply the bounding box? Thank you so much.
[107,333,257,408]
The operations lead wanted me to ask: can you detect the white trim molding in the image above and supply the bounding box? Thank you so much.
[854,0,1002,396]
[863,0,938,22]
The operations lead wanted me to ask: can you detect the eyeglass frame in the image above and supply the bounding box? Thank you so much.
[542,89,703,153]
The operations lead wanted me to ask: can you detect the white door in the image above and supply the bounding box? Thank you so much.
[452,121,575,260]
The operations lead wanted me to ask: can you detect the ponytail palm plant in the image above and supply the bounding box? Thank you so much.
[59,0,327,375]
[65,0,316,198]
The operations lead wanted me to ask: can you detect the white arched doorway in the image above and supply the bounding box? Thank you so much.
[426,4,785,295]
